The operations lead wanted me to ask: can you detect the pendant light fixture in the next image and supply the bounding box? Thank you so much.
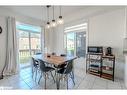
[57,6,64,24]
[51,6,57,27]
[46,5,50,29]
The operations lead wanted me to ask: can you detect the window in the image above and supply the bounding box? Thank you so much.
[16,23,41,33]
[64,23,87,33]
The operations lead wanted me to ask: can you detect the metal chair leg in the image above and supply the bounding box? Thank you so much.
[66,75,68,89]
[55,70,56,76]
[35,69,37,82]
[71,71,74,79]
[70,72,75,85]
[58,74,61,88]
[32,67,34,78]
[44,72,46,89]
[50,71,55,83]
[38,72,42,84]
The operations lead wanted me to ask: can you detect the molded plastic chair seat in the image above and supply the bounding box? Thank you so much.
[54,64,66,68]
[57,68,68,74]
[44,67,55,72]
[33,61,39,67]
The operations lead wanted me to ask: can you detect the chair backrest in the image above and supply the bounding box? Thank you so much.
[35,52,42,55]
[64,60,73,74]
[52,52,56,55]
[38,59,46,72]
[31,57,38,67]
[60,54,66,57]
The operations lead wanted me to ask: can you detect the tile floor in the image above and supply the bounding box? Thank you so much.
[0,58,126,90]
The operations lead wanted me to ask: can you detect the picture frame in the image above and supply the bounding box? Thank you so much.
[0,26,2,34]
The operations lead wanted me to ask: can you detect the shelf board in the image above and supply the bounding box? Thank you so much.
[87,53,103,55]
[87,69,101,76]
[89,67,100,72]
[101,66,113,71]
[101,73,113,80]
[86,59,102,62]
[87,69,113,80]
[90,64,100,68]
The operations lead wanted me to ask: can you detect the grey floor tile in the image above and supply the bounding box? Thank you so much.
[107,80,122,89]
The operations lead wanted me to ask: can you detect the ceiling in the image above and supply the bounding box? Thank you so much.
[0,6,124,22]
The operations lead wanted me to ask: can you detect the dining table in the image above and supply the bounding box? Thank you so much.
[33,53,77,89]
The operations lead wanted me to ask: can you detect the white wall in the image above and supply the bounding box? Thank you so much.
[53,25,65,55]
[89,9,125,59]
[44,25,65,55]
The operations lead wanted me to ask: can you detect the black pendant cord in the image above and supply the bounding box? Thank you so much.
[60,6,61,16]
[47,6,49,22]
[53,6,55,20]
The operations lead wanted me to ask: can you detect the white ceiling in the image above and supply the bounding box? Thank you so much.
[0,6,125,22]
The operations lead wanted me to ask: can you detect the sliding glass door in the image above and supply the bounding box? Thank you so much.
[17,23,42,68]
[30,32,41,56]
[66,31,86,57]
[66,32,75,56]
[76,32,86,57]
[18,30,30,64]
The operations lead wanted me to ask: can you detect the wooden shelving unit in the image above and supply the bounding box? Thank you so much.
[86,53,103,77]
[86,53,115,81]
[102,55,115,81]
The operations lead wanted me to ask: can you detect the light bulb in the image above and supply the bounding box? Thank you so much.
[46,22,50,29]
[46,25,50,29]
[57,16,64,24]
[57,19,64,24]
[51,20,57,27]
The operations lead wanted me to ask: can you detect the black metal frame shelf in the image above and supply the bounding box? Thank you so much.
[86,53,115,81]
